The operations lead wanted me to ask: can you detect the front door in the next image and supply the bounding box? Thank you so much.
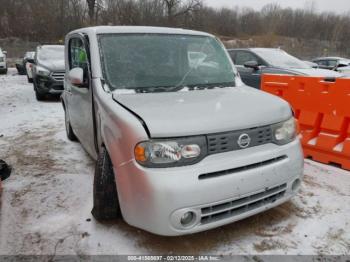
[66,35,97,158]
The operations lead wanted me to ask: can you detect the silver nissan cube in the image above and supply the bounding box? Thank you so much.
[62,26,304,236]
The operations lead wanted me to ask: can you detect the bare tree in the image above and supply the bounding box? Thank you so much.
[87,0,103,25]
[162,0,202,25]
[86,0,96,24]
[1,0,350,58]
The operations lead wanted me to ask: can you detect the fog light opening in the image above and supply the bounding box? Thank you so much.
[180,211,196,227]
[292,179,301,191]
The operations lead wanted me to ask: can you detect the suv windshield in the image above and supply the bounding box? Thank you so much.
[25,52,35,59]
[254,49,310,69]
[38,46,64,61]
[98,34,236,92]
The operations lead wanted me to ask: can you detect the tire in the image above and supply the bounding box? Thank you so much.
[34,78,45,101]
[64,108,77,141]
[35,89,45,101]
[92,147,121,220]
[0,160,12,181]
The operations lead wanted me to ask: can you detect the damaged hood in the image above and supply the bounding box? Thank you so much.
[112,86,292,137]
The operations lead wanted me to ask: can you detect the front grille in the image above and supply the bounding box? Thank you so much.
[51,71,65,81]
[198,155,287,180]
[200,183,287,225]
[207,126,272,155]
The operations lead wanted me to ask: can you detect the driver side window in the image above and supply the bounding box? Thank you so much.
[235,51,259,66]
[328,60,337,68]
[69,38,88,70]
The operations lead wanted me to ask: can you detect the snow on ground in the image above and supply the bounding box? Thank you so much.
[0,68,349,255]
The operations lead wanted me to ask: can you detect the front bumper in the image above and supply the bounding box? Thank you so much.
[114,139,304,236]
[36,75,63,95]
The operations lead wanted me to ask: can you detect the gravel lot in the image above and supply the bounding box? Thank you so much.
[0,68,349,256]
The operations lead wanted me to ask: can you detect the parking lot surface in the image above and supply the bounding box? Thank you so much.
[0,69,349,255]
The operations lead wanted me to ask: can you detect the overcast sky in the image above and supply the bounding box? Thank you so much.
[205,0,350,14]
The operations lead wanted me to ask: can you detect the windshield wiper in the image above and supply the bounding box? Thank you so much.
[187,82,235,90]
[133,85,187,93]
[120,82,235,94]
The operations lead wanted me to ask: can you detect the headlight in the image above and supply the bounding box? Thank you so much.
[36,66,50,76]
[272,118,296,145]
[135,137,207,168]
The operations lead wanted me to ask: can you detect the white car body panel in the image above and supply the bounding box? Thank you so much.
[338,66,350,77]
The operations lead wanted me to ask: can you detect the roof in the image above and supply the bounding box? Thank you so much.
[227,48,282,52]
[68,26,213,37]
[312,57,350,61]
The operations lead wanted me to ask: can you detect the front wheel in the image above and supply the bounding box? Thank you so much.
[92,148,121,220]
[64,108,77,141]
[35,89,45,101]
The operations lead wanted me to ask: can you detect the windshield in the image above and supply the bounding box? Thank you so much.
[38,46,64,61]
[98,34,236,92]
[254,49,310,69]
[25,52,35,59]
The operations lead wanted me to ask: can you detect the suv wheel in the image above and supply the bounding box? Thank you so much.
[92,147,121,220]
[64,109,77,141]
[33,78,37,90]
[33,78,45,100]
[35,90,45,101]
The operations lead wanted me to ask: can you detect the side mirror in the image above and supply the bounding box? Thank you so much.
[244,60,259,70]
[27,58,35,64]
[68,67,86,87]
[0,160,12,182]
[2,51,7,55]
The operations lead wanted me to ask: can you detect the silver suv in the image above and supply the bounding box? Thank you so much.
[62,26,304,236]
[30,45,65,100]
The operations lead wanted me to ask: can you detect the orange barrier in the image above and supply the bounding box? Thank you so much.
[261,74,350,170]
